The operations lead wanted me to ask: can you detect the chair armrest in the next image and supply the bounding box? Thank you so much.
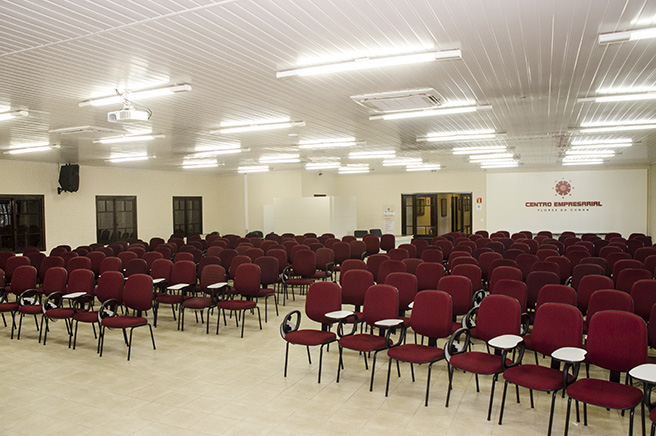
[629,364,656,385]
[325,310,354,320]
[445,327,471,362]
[280,310,301,339]
[488,334,525,370]
[281,265,293,284]
[520,312,530,335]
[43,292,64,313]
[379,320,406,348]
[461,305,479,329]
[18,289,40,306]
[337,314,360,337]
[472,290,486,308]
[98,298,120,323]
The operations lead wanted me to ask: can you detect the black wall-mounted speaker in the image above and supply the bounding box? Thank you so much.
[58,164,79,194]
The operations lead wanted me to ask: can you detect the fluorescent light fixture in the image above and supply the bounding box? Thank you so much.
[79,84,192,107]
[577,92,656,103]
[276,49,462,78]
[297,138,361,149]
[0,110,28,121]
[305,162,341,170]
[469,152,514,161]
[597,86,656,95]
[598,27,656,44]
[349,150,396,159]
[238,165,269,173]
[4,145,58,155]
[453,146,507,155]
[93,134,164,144]
[108,154,150,163]
[369,105,491,121]
[418,129,496,142]
[565,150,615,157]
[259,154,301,164]
[578,124,656,133]
[212,120,305,134]
[632,15,656,26]
[406,164,441,172]
[563,156,607,163]
[382,158,422,166]
[9,141,49,149]
[190,148,244,158]
[570,143,632,150]
[563,160,604,166]
[480,161,518,169]
[339,164,369,174]
[182,159,219,169]
[570,138,632,145]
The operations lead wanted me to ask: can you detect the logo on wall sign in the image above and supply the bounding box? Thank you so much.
[554,180,573,198]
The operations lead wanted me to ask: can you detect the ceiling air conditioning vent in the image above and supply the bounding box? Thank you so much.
[350,88,443,113]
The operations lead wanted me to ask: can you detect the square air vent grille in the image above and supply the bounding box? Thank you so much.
[350,88,443,113]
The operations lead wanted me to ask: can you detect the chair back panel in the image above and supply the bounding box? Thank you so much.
[341,269,374,307]
[123,274,153,311]
[95,271,124,304]
[384,272,417,310]
[475,295,521,342]
[306,282,342,325]
[362,285,399,326]
[410,290,452,339]
[529,303,583,355]
[586,310,647,373]
[437,275,473,316]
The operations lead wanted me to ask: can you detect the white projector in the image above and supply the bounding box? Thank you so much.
[107,109,149,122]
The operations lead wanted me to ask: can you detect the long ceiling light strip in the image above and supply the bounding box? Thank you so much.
[570,143,632,150]
[4,145,59,155]
[369,105,491,121]
[79,84,192,107]
[349,151,395,159]
[276,49,462,78]
[598,27,656,44]
[577,92,656,103]
[108,154,150,163]
[0,110,29,121]
[406,164,441,172]
[305,162,341,170]
[382,158,422,166]
[417,129,497,142]
[93,134,165,144]
[212,120,305,134]
[259,154,301,164]
[453,146,507,155]
[578,124,656,133]
[238,165,269,174]
[563,161,604,166]
[570,138,632,145]
[298,140,362,150]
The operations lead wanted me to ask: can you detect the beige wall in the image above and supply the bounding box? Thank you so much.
[650,164,656,237]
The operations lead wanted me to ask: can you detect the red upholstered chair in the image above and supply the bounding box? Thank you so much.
[491,279,527,313]
[433,239,453,258]
[87,251,106,277]
[525,271,560,311]
[0,251,15,271]
[377,260,407,284]
[398,243,417,259]
[380,234,395,252]
[4,265,38,339]
[117,250,138,267]
[98,274,156,361]
[570,263,605,290]
[99,257,122,275]
[630,279,656,323]
[486,240,505,254]
[445,294,522,420]
[72,270,124,349]
[150,258,173,287]
[421,248,443,263]
[536,284,577,308]
[488,266,522,293]
[615,268,653,293]
[402,258,423,275]
[40,268,95,346]
[388,248,409,261]
[607,252,634,273]
[384,290,453,406]
[451,264,483,292]
[228,254,251,281]
[576,274,614,314]
[4,255,30,282]
[153,260,196,328]
[349,240,367,260]
[448,256,478,271]
[216,263,262,338]
[564,311,646,436]
[179,264,227,333]
[340,269,374,321]
[252,256,279,322]
[612,259,646,281]
[281,281,341,383]
[281,250,316,302]
[336,284,399,391]
[363,235,380,256]
[124,258,148,277]
[536,248,560,261]
[634,247,656,263]
[479,252,503,283]
[218,248,238,272]
[499,303,584,435]
[437,275,473,333]
[366,254,390,283]
[173,251,194,264]
[411,239,429,258]
[516,253,538,281]
[338,259,367,285]
[384,272,417,317]
[60,251,78,267]
[579,256,609,275]
[416,262,445,291]
[127,246,146,258]
[585,289,634,334]
[25,252,45,272]
[503,249,524,261]
[545,255,571,284]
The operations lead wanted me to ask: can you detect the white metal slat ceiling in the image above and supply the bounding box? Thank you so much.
[0,0,654,173]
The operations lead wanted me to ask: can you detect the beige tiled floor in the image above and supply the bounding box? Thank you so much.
[0,294,643,435]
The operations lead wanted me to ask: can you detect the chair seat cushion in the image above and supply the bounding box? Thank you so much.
[102,316,148,329]
[388,344,444,364]
[183,297,212,309]
[155,294,185,304]
[18,305,42,315]
[503,365,568,391]
[339,333,390,352]
[0,302,18,312]
[256,288,275,297]
[73,311,99,323]
[286,278,314,286]
[449,351,510,374]
[286,329,336,346]
[45,307,75,319]
[566,379,643,410]
[217,300,257,311]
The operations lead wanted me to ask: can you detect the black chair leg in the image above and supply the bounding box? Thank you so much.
[487,374,498,421]
[284,342,290,377]
[385,358,393,397]
[499,380,509,425]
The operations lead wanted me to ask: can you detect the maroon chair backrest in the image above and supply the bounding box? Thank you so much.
[421,248,443,263]
[377,260,407,284]
[125,258,148,277]
[117,250,138,266]
[398,243,417,259]
[40,266,67,296]
[416,262,445,291]
[197,256,221,278]
[0,251,16,270]
[170,260,196,285]
[612,259,646,281]
[579,256,609,276]
[380,234,396,252]
[635,247,656,263]
[292,250,316,277]
[626,239,645,256]
[384,272,417,311]
[290,245,310,262]
[362,235,380,255]
[530,260,561,276]
[245,248,265,262]
[362,285,399,326]
[8,265,37,296]
[486,240,505,254]
[570,263,605,290]
[150,258,173,281]
[586,310,646,373]
[478,252,503,280]
[630,279,656,322]
[218,249,238,271]
[5,255,30,281]
[254,256,278,287]
[491,279,527,312]
[123,274,153,312]
[525,271,560,309]
[615,268,653,293]
[38,256,65,283]
[649,305,656,349]
[366,254,390,282]
[100,257,122,274]
[306,281,342,325]
[529,303,583,355]
[536,248,559,261]
[451,264,482,292]
[387,248,409,261]
[449,256,479,270]
[536,284,577,309]
[410,290,453,339]
[173,251,194,264]
[95,270,124,304]
[332,242,351,264]
[267,249,288,274]
[341,269,374,307]
[87,251,106,276]
[349,241,367,260]
[544,256,571,284]
[433,239,453,258]
[474,295,521,342]
[67,256,91,274]
[339,259,367,285]
[66,268,95,296]
[401,258,423,275]
[586,290,634,332]
[228,255,251,279]
[515,253,538,280]
[25,252,45,271]
[234,263,261,298]
[607,252,633,272]
[411,239,429,257]
[200,265,227,292]
[577,274,614,313]
[437,275,473,316]
[488,266,522,291]
[206,246,224,258]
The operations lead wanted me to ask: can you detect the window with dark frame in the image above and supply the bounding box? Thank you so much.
[96,196,137,244]
[0,195,45,252]
[173,196,202,237]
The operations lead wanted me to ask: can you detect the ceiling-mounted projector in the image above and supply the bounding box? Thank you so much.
[107,109,149,122]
